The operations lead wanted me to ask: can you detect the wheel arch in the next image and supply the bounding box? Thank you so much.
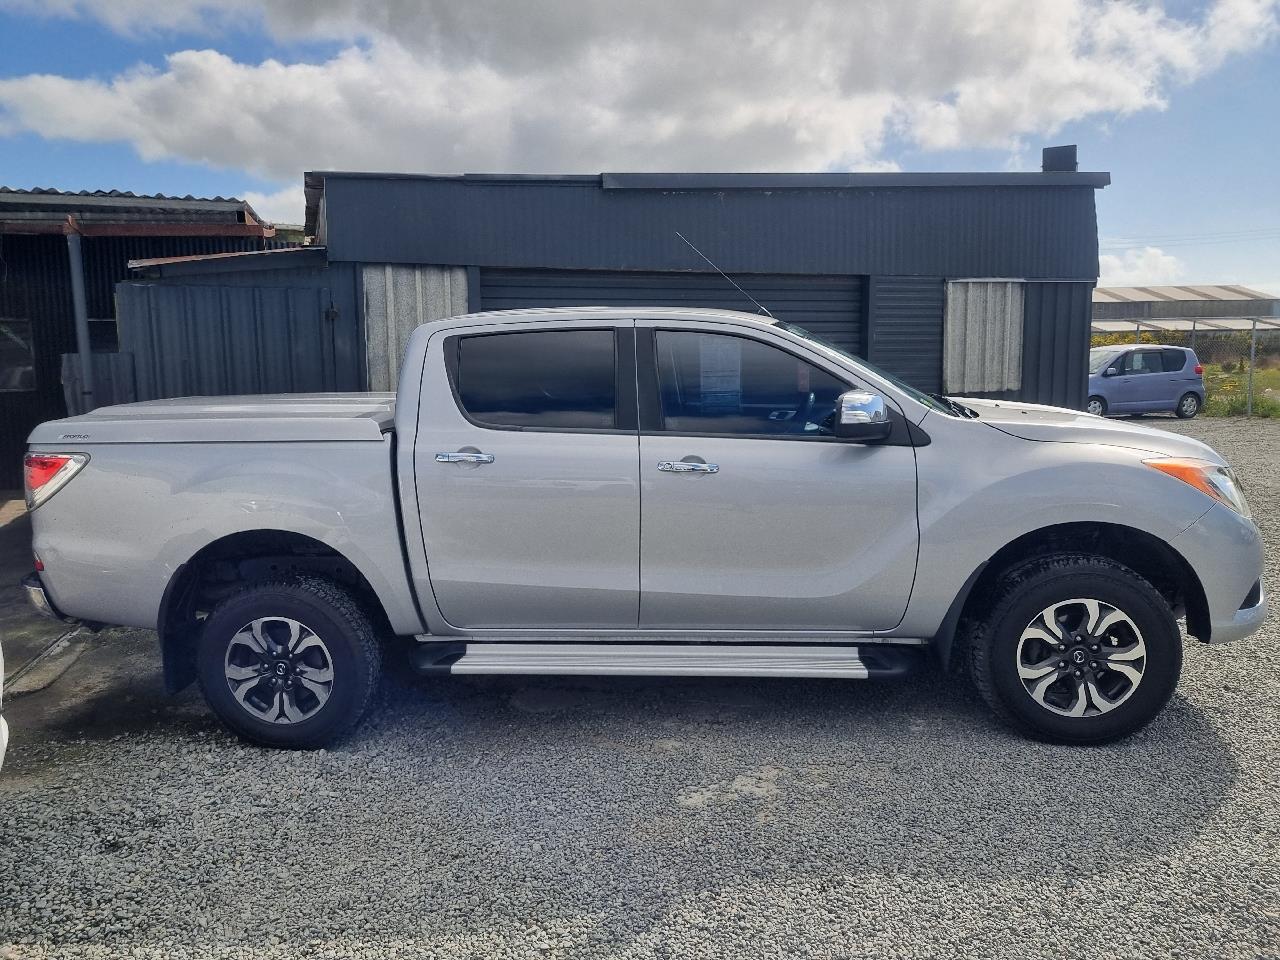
[158,529,391,694]
[933,521,1209,671]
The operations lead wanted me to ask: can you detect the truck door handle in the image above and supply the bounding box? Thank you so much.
[435,452,495,464]
[657,460,719,474]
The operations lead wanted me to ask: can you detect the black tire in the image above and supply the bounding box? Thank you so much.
[1085,396,1107,417]
[1175,392,1201,419]
[197,578,382,748]
[968,554,1181,744]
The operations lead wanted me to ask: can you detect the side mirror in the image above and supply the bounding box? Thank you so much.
[1103,367,1119,377]
[834,390,892,442]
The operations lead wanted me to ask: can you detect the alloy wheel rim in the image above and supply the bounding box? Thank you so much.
[1016,598,1146,718]
[223,617,334,724]
[1181,396,1197,415]
[1087,400,1103,415]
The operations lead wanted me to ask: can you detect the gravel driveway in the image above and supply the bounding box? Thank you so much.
[2,417,1277,960]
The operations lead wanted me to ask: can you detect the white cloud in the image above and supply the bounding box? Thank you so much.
[1244,279,1280,297]
[1098,246,1187,286]
[0,0,1276,191]
[242,184,305,224]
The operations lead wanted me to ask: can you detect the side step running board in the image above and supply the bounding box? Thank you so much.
[412,642,921,680]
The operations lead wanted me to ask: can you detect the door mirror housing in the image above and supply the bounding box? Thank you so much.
[1103,366,1119,377]
[834,390,892,442]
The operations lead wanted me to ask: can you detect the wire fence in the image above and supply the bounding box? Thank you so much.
[1091,320,1280,418]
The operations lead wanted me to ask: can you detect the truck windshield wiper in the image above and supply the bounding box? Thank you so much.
[929,394,980,419]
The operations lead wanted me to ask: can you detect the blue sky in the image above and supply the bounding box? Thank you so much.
[1,0,1276,291]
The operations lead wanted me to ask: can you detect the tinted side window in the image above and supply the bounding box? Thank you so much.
[454,330,617,429]
[655,330,847,436]
[1161,349,1186,372]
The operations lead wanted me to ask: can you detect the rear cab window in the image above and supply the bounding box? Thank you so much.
[449,329,620,430]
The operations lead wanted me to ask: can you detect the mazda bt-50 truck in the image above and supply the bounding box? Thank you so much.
[22,308,1266,747]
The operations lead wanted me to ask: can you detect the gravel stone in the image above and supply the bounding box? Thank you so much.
[0,416,1276,959]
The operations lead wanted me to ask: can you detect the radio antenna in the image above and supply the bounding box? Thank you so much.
[675,231,774,319]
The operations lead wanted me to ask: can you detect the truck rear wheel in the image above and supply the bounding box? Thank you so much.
[967,554,1181,744]
[196,578,381,749]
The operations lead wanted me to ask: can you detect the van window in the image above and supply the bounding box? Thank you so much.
[1122,350,1163,375]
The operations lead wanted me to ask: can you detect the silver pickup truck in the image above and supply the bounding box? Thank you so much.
[23,307,1266,748]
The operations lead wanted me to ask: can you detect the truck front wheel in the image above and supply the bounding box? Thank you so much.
[196,578,382,748]
[967,554,1181,744]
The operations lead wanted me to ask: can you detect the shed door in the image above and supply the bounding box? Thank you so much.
[479,269,865,356]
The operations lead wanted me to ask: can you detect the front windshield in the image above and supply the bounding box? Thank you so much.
[776,321,955,415]
[1089,347,1122,374]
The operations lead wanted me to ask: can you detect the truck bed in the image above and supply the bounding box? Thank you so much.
[27,393,397,445]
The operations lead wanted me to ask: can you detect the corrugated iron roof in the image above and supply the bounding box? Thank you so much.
[1093,317,1280,332]
[128,245,321,278]
[0,185,246,203]
[0,185,263,225]
[1093,284,1278,303]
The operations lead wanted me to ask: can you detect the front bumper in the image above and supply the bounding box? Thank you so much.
[1174,505,1268,645]
[22,572,77,624]
[1209,581,1268,646]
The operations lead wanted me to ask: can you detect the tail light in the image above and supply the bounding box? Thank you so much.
[24,453,89,511]
[1194,364,1204,375]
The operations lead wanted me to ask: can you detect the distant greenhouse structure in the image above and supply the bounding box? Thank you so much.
[1092,285,1280,416]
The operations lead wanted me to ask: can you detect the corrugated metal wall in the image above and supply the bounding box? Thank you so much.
[324,177,1103,281]
[61,352,136,415]
[943,281,1025,394]
[866,276,944,393]
[362,264,468,391]
[0,233,278,486]
[118,283,360,399]
[82,236,277,316]
[478,268,865,356]
[1021,281,1093,408]
[0,235,71,488]
[1093,295,1280,321]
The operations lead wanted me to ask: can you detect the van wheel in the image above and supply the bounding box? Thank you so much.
[1176,392,1201,419]
[1086,396,1106,416]
[968,554,1180,744]
[197,578,382,749]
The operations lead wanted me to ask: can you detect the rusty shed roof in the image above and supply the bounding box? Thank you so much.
[0,186,272,237]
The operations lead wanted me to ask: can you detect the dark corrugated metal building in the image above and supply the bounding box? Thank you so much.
[120,145,1108,423]
[0,188,282,486]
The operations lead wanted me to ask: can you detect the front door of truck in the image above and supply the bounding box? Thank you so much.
[635,324,919,631]
[414,321,640,629]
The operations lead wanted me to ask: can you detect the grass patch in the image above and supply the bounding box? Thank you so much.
[1204,392,1280,418]
[1200,362,1280,417]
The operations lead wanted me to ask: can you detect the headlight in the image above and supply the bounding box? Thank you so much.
[1144,457,1250,518]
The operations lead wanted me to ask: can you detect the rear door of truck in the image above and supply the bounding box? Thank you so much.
[411,317,640,629]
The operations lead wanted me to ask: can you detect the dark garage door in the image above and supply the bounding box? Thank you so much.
[479,269,865,356]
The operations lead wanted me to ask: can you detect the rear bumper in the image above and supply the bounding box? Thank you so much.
[1174,505,1268,645]
[22,572,77,624]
